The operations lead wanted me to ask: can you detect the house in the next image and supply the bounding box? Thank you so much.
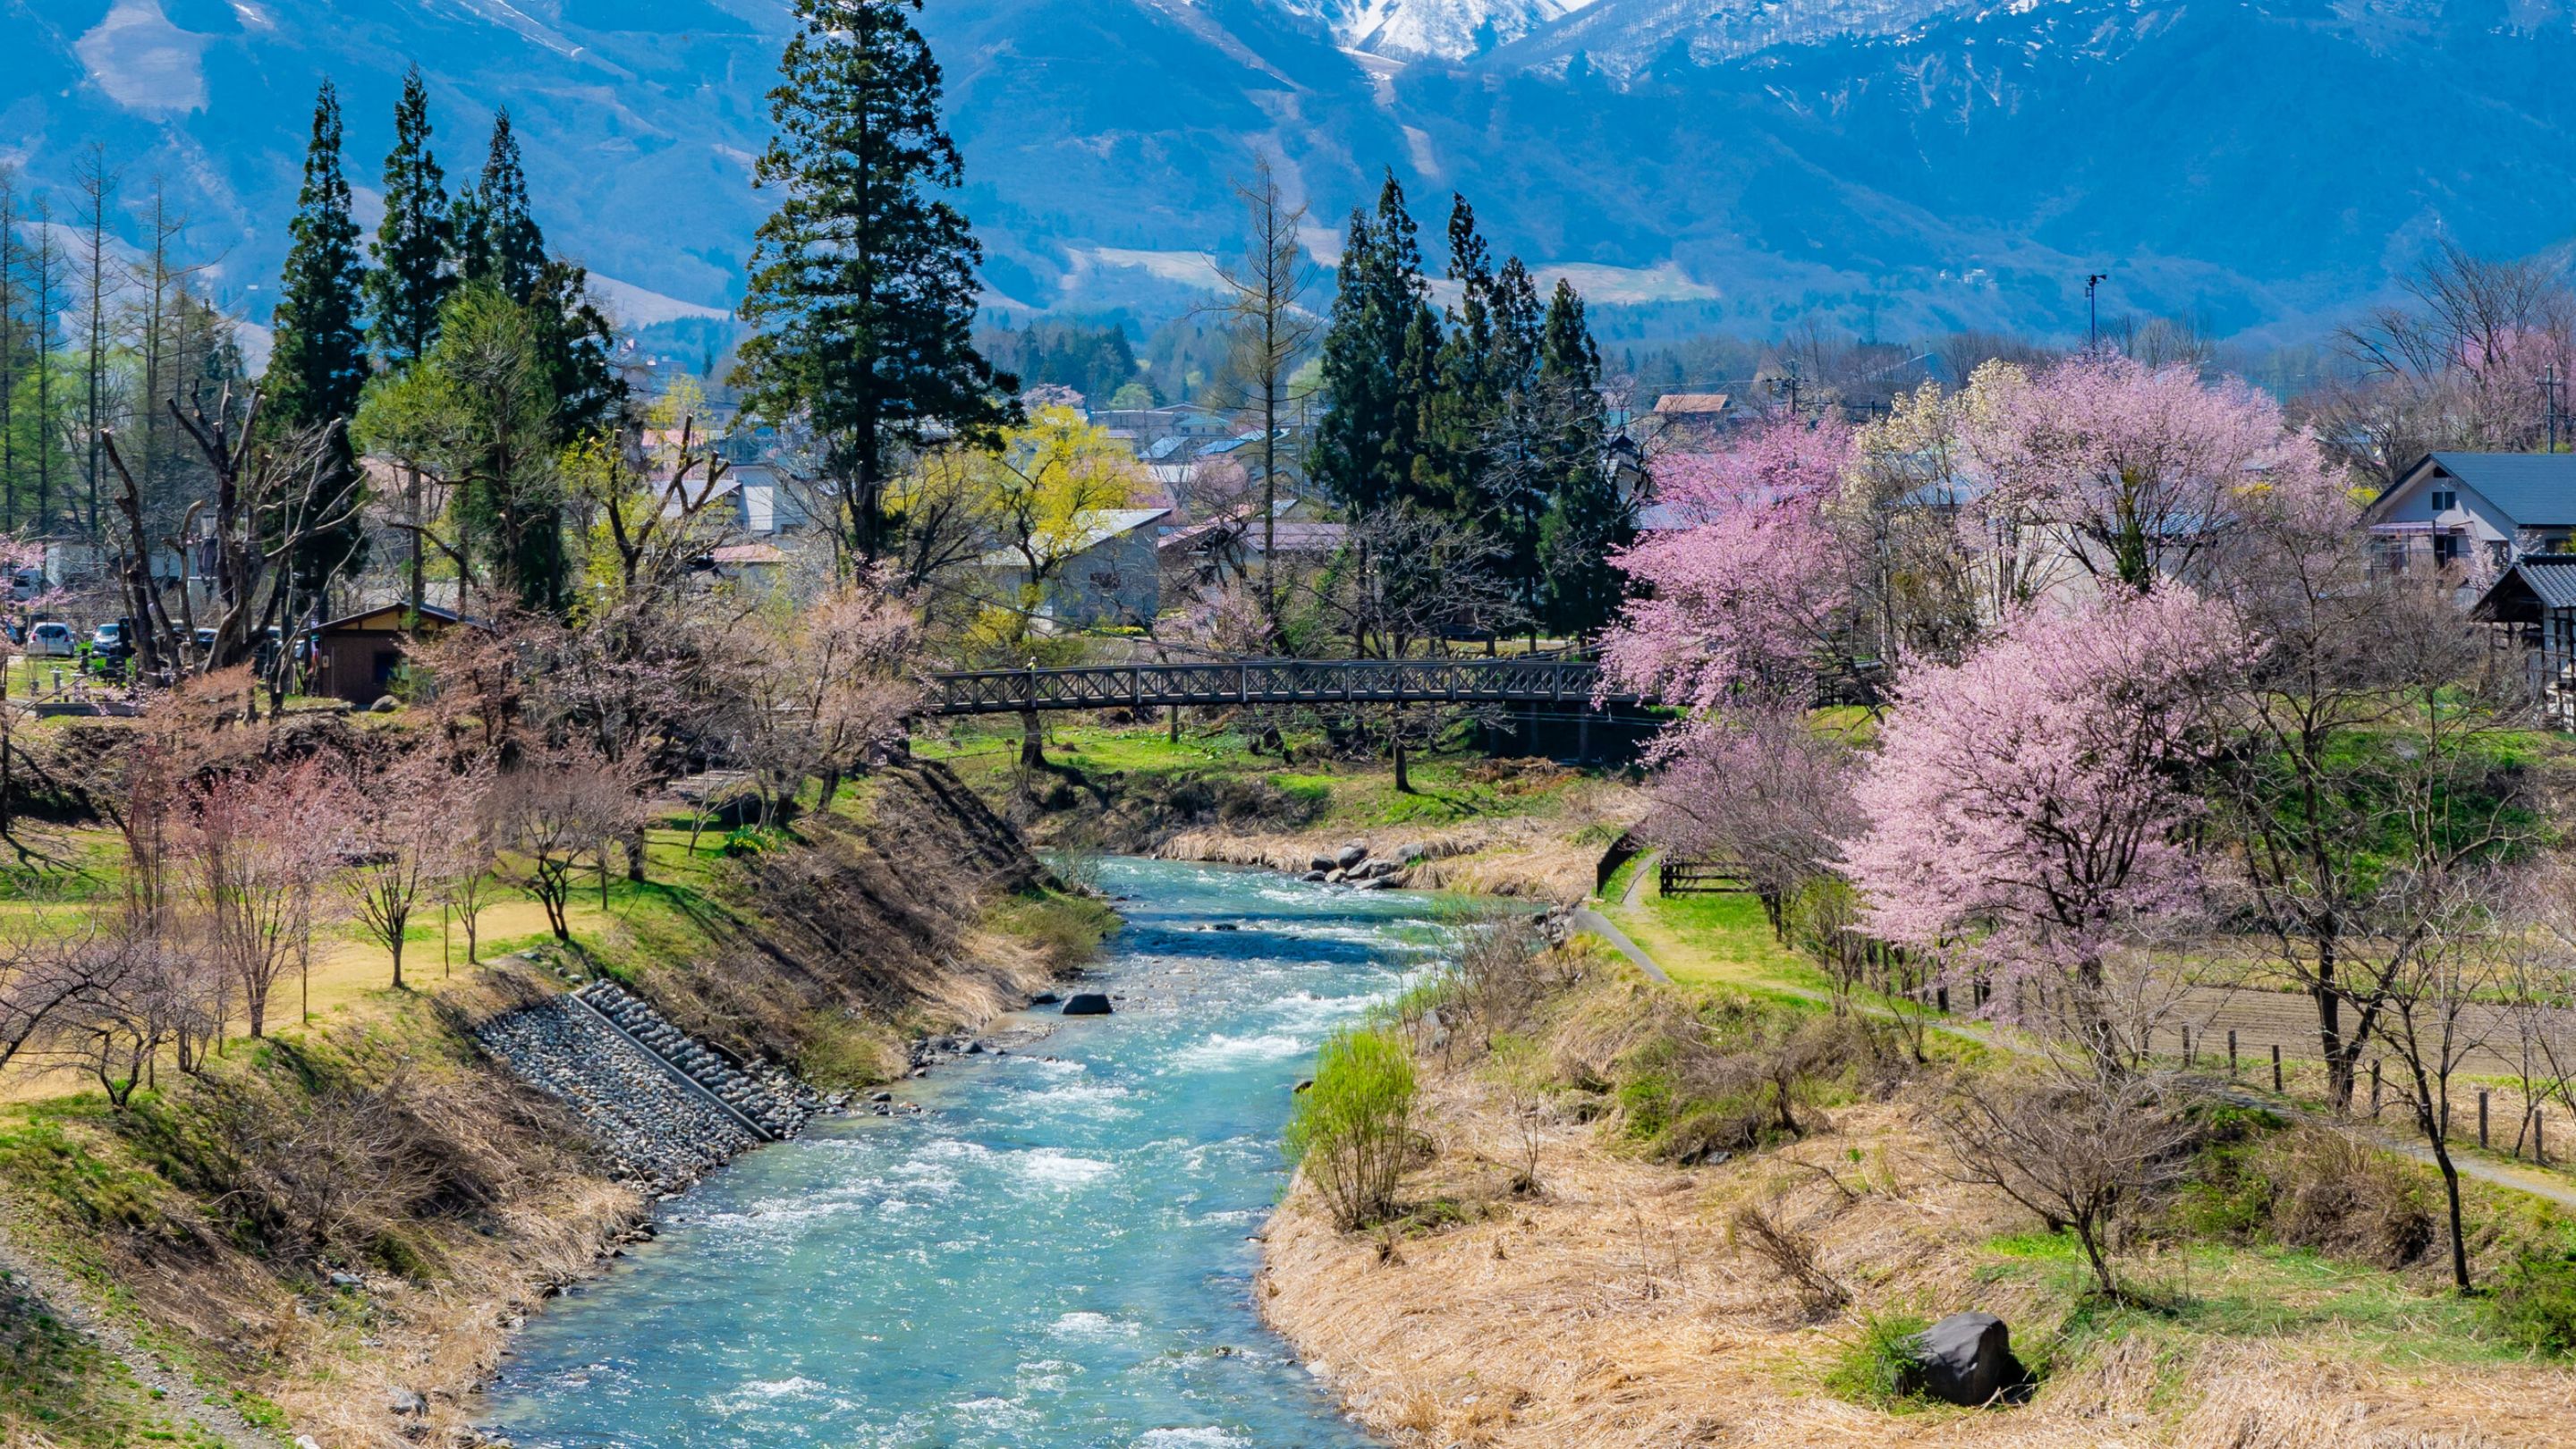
[1647,393,1733,446]
[308,604,473,706]
[2362,453,2576,573]
[979,507,1172,629]
[1157,512,1348,589]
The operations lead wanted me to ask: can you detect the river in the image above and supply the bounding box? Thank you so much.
[481,858,1448,1448]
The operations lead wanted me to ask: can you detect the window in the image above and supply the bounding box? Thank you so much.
[2434,532,2462,564]
[2431,488,2459,512]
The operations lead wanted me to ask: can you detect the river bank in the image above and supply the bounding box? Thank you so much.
[1254,907,2576,1449]
[0,759,1107,1449]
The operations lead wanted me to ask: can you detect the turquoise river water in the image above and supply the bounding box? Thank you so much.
[481,858,1448,1448]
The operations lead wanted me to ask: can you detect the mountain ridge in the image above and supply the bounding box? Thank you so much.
[2,0,2569,346]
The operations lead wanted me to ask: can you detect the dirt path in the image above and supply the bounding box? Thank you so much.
[0,1216,275,1447]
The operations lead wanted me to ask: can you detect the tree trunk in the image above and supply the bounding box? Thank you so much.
[626,824,649,884]
[1021,707,1045,769]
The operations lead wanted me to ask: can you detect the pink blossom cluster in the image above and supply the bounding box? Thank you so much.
[1599,413,1854,711]
[1840,586,2254,978]
[1960,352,2326,585]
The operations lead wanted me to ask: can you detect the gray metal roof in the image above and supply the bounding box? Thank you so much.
[2425,453,2576,528]
[2470,555,2576,622]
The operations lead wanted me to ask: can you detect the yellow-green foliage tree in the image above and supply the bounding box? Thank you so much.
[947,405,1140,658]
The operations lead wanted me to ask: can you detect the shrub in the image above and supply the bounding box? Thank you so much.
[1825,1311,1931,1408]
[2493,1252,2576,1356]
[1284,1026,1418,1230]
[2266,1129,2434,1270]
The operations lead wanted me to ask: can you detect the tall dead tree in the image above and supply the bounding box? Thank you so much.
[100,384,362,705]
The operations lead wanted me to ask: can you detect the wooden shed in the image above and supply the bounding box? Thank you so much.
[309,604,468,706]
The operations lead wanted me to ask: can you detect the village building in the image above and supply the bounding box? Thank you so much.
[979,507,1172,630]
[2363,452,2576,573]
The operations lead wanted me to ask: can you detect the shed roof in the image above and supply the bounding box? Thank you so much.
[2470,555,2576,623]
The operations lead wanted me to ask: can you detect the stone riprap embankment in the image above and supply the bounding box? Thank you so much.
[474,980,821,1190]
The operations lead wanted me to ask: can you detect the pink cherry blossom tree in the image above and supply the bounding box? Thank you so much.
[1600,413,1856,712]
[1841,587,2254,1038]
[1961,352,2316,591]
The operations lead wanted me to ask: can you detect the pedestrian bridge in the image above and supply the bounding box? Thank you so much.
[920,657,1642,717]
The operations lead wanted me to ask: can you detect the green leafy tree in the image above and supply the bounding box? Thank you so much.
[368,66,453,370]
[736,0,1013,569]
[357,285,564,612]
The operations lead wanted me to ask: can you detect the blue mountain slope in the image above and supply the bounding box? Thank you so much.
[3,0,2572,341]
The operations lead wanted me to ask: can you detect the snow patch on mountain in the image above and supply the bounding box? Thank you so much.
[76,0,211,114]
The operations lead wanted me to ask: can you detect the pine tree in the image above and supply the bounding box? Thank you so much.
[453,109,547,302]
[262,82,371,586]
[369,67,453,370]
[1312,172,1436,519]
[1533,279,1629,639]
[736,0,1011,567]
[1415,195,1497,518]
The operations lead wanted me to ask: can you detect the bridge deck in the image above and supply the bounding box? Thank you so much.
[921,658,1643,717]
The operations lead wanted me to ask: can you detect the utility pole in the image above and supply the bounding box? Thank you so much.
[2542,365,2564,453]
[2086,273,2108,353]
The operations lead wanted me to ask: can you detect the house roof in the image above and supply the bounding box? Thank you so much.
[2402,453,2576,529]
[312,604,471,635]
[977,508,1172,567]
[2471,555,2576,622]
[1654,393,1732,416]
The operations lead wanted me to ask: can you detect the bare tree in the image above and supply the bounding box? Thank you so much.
[341,749,480,990]
[501,749,644,942]
[1205,157,1320,627]
[185,758,346,1038]
[99,386,364,699]
[1940,1066,2200,1300]
[2375,895,2509,1292]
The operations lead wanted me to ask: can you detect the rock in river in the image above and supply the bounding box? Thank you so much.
[1061,993,1114,1016]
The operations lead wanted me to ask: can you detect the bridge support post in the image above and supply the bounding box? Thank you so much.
[1021,707,1044,769]
[1168,703,1180,744]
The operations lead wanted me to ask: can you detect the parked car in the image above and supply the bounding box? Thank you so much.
[25,622,73,657]
[90,622,129,657]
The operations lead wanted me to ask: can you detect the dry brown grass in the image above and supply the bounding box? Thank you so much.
[1260,1066,2576,1449]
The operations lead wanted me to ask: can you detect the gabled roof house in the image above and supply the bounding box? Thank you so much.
[2363,453,2576,572]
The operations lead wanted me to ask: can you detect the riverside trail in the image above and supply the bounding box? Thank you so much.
[481,858,1451,1446]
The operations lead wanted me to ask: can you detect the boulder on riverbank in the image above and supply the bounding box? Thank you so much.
[1062,993,1114,1016]
[1910,1311,2023,1406]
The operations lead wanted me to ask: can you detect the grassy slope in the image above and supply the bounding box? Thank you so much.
[0,763,1108,1448]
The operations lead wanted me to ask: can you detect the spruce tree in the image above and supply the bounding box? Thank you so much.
[368,67,452,369]
[1533,279,1629,639]
[264,82,369,451]
[736,0,1011,567]
[453,109,547,301]
[1416,195,1496,518]
[1312,173,1435,519]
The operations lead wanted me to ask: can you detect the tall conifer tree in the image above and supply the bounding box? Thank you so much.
[453,109,547,301]
[1534,279,1629,638]
[736,0,1011,568]
[263,82,370,592]
[1313,173,1436,519]
[369,67,452,369]
[266,83,369,442]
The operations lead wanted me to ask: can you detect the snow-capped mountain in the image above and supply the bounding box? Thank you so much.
[1269,0,1598,60]
[8,0,2576,345]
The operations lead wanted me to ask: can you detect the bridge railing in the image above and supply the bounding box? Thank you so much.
[920,657,1633,717]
